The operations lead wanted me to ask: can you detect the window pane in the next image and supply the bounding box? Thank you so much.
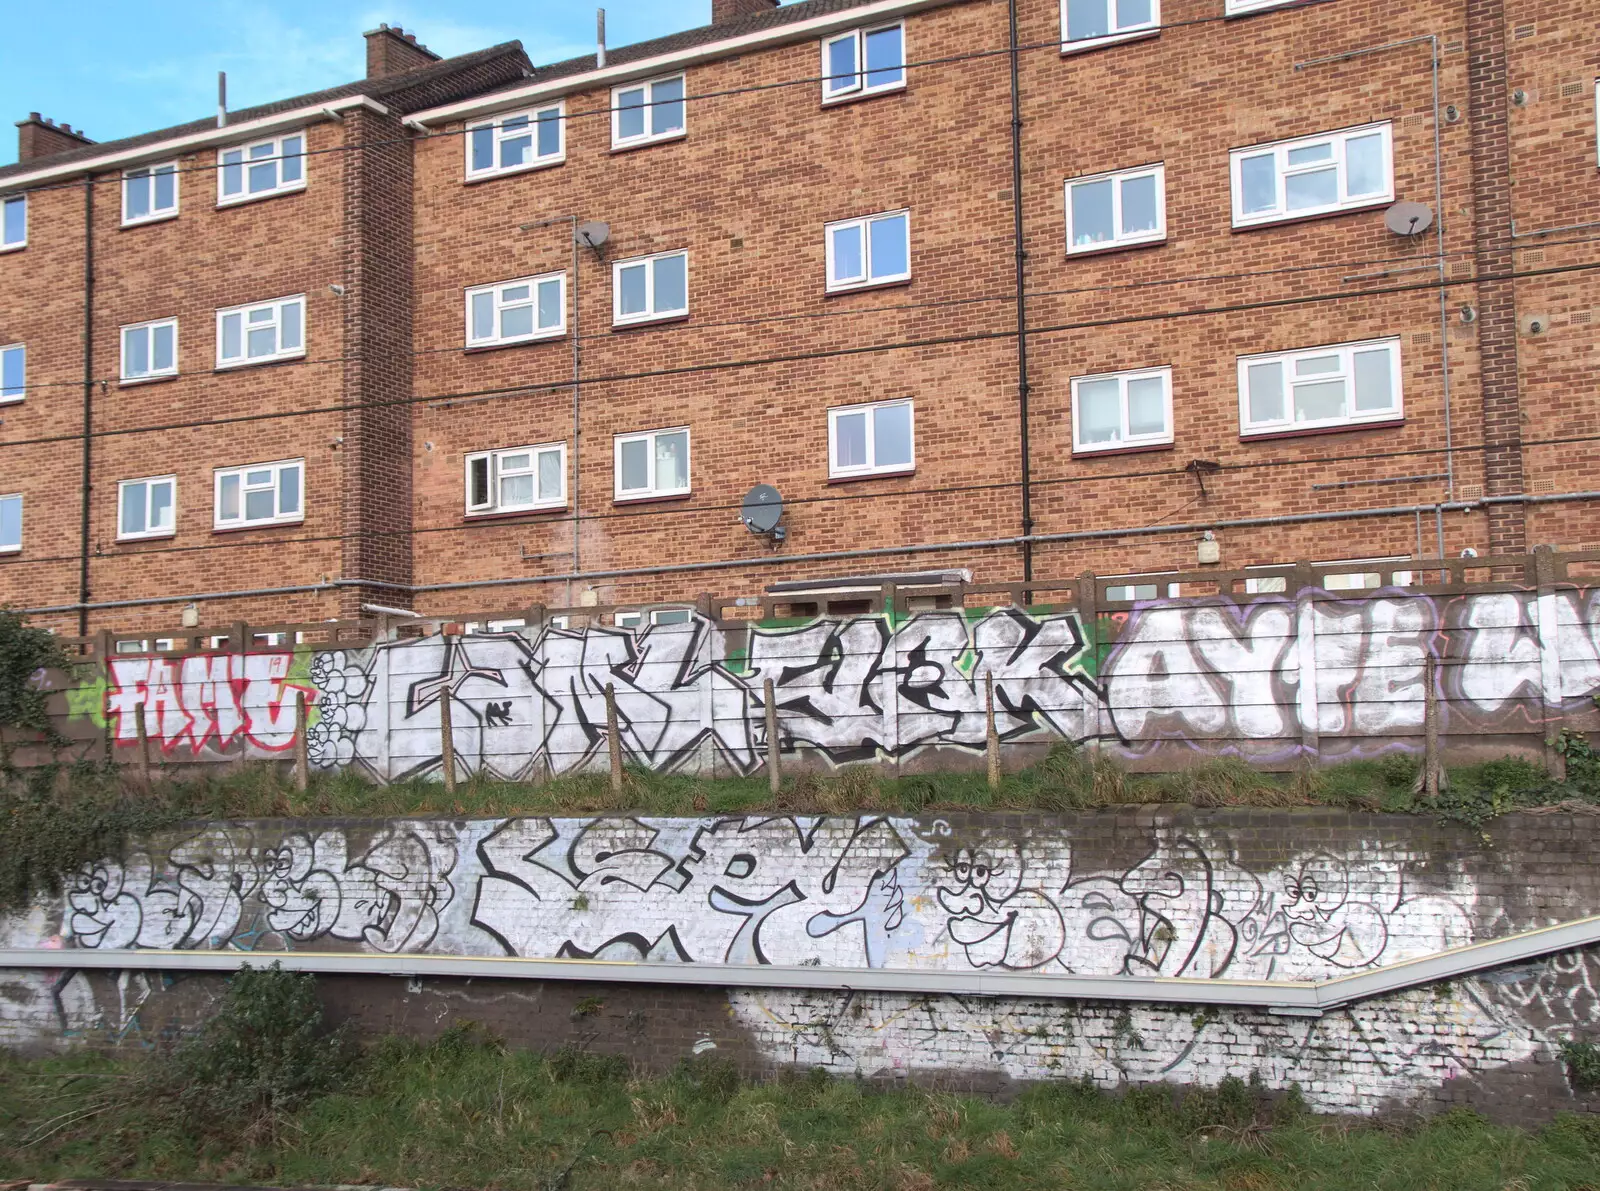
[502,285,530,302]
[470,126,495,172]
[1246,361,1284,424]
[538,450,562,500]
[219,474,241,520]
[248,160,277,193]
[873,403,913,468]
[126,173,151,220]
[1066,0,1111,41]
[1352,348,1395,411]
[154,166,176,210]
[1115,0,1152,27]
[221,313,242,360]
[278,465,301,515]
[1345,133,1385,197]
[1239,154,1276,214]
[250,142,275,160]
[221,151,243,196]
[651,77,685,136]
[617,89,646,140]
[1286,142,1333,167]
[0,497,19,548]
[619,263,648,315]
[538,278,562,329]
[537,109,561,157]
[1077,379,1121,443]
[248,325,277,357]
[830,223,864,282]
[620,438,650,490]
[122,483,147,535]
[1070,179,1115,246]
[126,327,150,377]
[246,469,273,486]
[826,34,859,92]
[471,291,494,340]
[834,411,868,468]
[500,453,531,471]
[1120,174,1159,235]
[868,214,909,279]
[1293,379,1347,422]
[246,488,275,521]
[1286,167,1337,210]
[656,431,688,490]
[1294,353,1339,377]
[469,457,490,507]
[864,26,904,88]
[152,323,175,371]
[3,197,23,244]
[653,253,687,313]
[280,137,303,183]
[149,480,173,530]
[500,132,532,168]
[1,346,22,397]
[1126,376,1166,436]
[280,301,302,351]
[501,473,534,507]
[501,302,534,339]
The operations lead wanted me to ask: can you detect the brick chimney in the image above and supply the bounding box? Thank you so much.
[364,24,442,79]
[712,0,779,23]
[16,113,95,162]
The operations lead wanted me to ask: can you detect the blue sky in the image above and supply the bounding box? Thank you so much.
[0,1,779,166]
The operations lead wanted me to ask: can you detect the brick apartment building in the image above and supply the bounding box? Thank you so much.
[0,0,1595,634]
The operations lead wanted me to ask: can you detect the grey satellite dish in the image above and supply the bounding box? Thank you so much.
[741,484,786,543]
[1383,201,1434,237]
[575,220,611,249]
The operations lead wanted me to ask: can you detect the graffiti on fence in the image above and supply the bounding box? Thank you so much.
[102,653,314,755]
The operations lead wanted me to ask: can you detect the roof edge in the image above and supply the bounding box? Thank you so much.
[408,0,968,128]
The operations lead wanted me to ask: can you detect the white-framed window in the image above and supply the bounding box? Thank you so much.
[1238,337,1402,437]
[120,318,178,382]
[467,104,564,179]
[2,194,27,249]
[117,475,176,541]
[1061,0,1160,51]
[0,344,23,404]
[1071,366,1173,454]
[218,131,305,205]
[122,163,178,226]
[613,250,688,325]
[465,443,567,515]
[216,295,305,368]
[825,210,911,292]
[1595,79,1600,167]
[214,458,304,529]
[0,494,19,553]
[1066,164,1165,253]
[612,75,686,149]
[616,608,692,629]
[614,427,690,501]
[822,23,906,102]
[1105,573,1181,602]
[828,398,915,478]
[1230,123,1393,228]
[466,274,565,346]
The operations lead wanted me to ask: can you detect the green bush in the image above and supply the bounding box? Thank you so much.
[1561,1040,1600,1092]
[0,609,70,758]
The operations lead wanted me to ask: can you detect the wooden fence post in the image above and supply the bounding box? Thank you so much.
[134,702,151,791]
[606,683,624,797]
[294,690,309,793]
[439,688,457,795]
[764,678,781,796]
[1422,653,1442,800]
[986,671,1001,791]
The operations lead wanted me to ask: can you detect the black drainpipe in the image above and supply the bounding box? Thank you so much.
[77,177,94,636]
[1007,0,1034,586]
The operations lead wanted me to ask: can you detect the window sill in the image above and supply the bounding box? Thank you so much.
[465,156,566,184]
[1225,0,1320,18]
[120,212,180,230]
[463,506,569,522]
[821,82,907,108]
[1072,441,1175,459]
[114,532,176,545]
[0,243,27,255]
[216,182,307,210]
[825,276,913,298]
[610,130,688,155]
[1240,417,1403,443]
[828,467,915,485]
[1060,28,1160,56]
[463,334,567,354]
[1066,236,1167,259]
[1231,198,1392,232]
[118,373,181,389]
[0,547,20,557]
[214,353,306,374]
[611,312,690,332]
[212,518,305,535]
[0,395,25,406]
[613,490,692,506]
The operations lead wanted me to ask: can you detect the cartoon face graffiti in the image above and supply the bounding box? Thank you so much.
[1254,852,1389,969]
[258,837,342,942]
[67,860,143,950]
[936,845,1064,970]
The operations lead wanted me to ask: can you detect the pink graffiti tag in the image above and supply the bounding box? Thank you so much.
[104,652,315,756]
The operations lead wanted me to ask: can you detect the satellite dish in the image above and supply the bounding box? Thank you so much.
[575,220,611,249]
[1383,201,1434,237]
[741,484,785,542]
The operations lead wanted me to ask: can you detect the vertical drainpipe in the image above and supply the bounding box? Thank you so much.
[1007,0,1034,586]
[569,215,582,609]
[78,177,95,636]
